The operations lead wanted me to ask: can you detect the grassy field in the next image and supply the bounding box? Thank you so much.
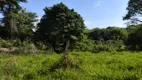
[0,52,142,80]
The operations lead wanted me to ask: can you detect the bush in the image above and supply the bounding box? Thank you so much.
[0,38,13,48]
[0,38,22,48]
[36,42,47,50]
[0,39,38,54]
[75,39,126,53]
[14,43,38,54]
[92,40,126,53]
[12,39,21,47]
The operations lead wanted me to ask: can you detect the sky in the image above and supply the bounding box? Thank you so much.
[0,0,129,29]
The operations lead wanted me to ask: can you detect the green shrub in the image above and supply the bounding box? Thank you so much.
[35,42,47,50]
[91,40,126,53]
[12,39,21,47]
[14,43,38,54]
[75,37,94,52]
[0,39,13,48]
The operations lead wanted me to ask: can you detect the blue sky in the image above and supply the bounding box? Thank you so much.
[0,0,129,29]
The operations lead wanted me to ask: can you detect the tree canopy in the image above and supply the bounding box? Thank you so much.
[0,0,27,15]
[123,0,142,21]
[0,0,37,40]
[36,3,86,52]
[88,27,128,41]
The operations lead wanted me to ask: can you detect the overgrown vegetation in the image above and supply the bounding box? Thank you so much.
[1,0,142,79]
[1,52,142,80]
[0,0,142,52]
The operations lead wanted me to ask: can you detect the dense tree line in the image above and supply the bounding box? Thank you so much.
[88,27,128,41]
[0,0,142,53]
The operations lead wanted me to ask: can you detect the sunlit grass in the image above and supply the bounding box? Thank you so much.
[0,52,142,80]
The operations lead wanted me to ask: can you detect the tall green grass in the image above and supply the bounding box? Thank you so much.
[0,52,142,80]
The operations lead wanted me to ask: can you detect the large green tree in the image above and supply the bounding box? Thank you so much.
[1,9,37,40]
[12,9,37,40]
[0,0,28,39]
[123,0,142,22]
[124,0,142,50]
[126,25,142,50]
[0,0,27,15]
[37,3,86,52]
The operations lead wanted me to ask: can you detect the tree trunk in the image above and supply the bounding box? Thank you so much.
[64,40,70,55]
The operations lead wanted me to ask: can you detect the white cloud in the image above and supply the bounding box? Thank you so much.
[84,21,92,25]
[36,16,42,22]
[34,16,42,26]
[95,1,101,7]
